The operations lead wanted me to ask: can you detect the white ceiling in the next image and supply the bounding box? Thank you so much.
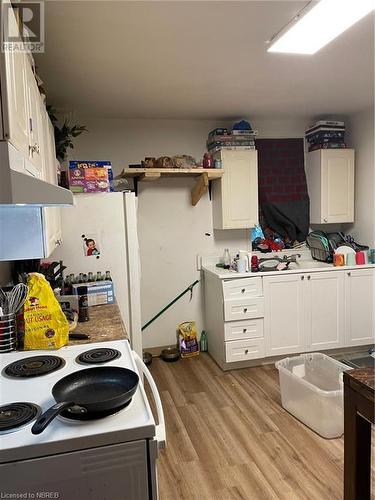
[36,1,374,119]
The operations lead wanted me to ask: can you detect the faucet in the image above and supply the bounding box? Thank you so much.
[282,254,301,263]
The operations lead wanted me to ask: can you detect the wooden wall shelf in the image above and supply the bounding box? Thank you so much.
[117,168,223,206]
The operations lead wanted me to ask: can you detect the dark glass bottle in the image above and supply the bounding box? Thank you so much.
[77,286,89,322]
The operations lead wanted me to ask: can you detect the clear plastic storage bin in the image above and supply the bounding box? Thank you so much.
[275,353,351,438]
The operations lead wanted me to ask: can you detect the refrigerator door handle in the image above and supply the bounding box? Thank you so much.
[133,351,166,449]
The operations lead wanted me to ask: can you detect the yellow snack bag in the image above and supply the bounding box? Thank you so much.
[178,321,199,358]
[24,273,69,350]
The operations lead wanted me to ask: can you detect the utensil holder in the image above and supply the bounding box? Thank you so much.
[0,313,17,353]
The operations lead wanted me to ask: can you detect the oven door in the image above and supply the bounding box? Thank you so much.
[0,440,151,500]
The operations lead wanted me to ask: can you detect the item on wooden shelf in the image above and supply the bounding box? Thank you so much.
[202,153,214,168]
[172,155,196,169]
[156,156,173,168]
[142,157,157,168]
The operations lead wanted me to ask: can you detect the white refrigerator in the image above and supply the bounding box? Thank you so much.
[52,192,142,356]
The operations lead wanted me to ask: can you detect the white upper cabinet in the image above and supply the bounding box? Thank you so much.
[1,5,29,157]
[306,149,355,224]
[24,62,44,178]
[212,150,258,229]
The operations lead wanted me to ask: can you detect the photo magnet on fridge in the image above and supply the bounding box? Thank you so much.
[82,234,101,257]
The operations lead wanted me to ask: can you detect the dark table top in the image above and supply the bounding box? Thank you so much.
[343,367,375,396]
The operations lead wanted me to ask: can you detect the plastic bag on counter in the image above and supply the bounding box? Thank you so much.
[24,273,69,350]
[178,321,199,358]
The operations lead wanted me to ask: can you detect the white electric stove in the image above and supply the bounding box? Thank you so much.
[0,340,165,500]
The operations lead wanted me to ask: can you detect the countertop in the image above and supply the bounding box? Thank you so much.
[69,303,128,345]
[344,367,375,393]
[203,262,375,280]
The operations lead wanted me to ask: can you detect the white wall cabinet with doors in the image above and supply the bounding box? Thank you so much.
[0,111,63,260]
[204,266,374,370]
[212,150,258,229]
[306,149,355,224]
[345,269,375,346]
[41,111,62,257]
[0,0,57,184]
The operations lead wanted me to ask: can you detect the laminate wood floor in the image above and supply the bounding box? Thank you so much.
[147,353,375,500]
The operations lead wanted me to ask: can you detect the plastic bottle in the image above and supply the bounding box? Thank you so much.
[105,271,112,281]
[88,272,94,283]
[223,248,231,269]
[96,271,103,282]
[200,330,208,352]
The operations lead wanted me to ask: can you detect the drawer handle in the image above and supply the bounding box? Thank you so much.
[241,288,245,294]
[301,276,304,281]
[307,275,311,280]
[245,349,249,354]
[243,308,248,313]
[243,328,247,333]
[347,272,351,277]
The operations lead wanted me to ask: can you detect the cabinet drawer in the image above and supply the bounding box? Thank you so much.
[223,277,262,300]
[224,319,264,341]
[224,297,264,321]
[225,338,265,363]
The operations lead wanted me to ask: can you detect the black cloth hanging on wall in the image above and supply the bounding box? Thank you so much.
[256,138,309,242]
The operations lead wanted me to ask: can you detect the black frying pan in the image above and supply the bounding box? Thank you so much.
[31,366,139,435]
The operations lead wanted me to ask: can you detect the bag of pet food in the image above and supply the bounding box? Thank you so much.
[24,273,69,350]
[178,321,199,358]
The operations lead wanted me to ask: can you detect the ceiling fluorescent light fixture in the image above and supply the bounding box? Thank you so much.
[268,0,375,55]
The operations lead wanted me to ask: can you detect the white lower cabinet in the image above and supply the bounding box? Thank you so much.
[345,269,375,346]
[224,318,263,341]
[307,272,345,350]
[264,274,306,356]
[225,338,265,363]
[264,272,345,355]
[204,267,374,371]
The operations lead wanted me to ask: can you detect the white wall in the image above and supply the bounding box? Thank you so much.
[346,107,375,247]
[68,116,307,348]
